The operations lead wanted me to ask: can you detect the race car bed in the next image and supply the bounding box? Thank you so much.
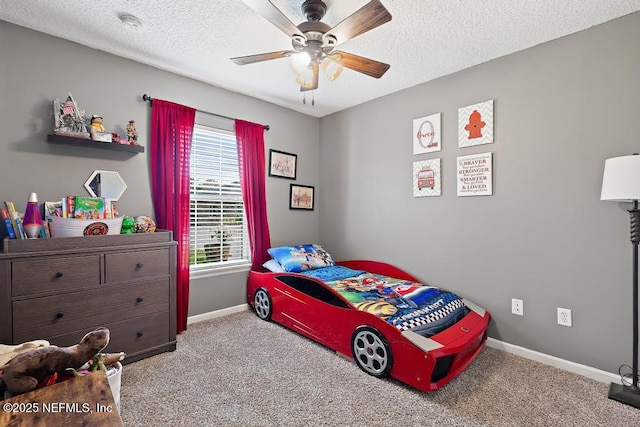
[248,244,490,393]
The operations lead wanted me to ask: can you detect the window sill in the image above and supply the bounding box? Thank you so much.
[190,261,251,279]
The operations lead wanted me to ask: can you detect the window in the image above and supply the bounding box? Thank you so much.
[189,123,250,274]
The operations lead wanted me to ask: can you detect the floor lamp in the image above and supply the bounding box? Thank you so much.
[601,153,640,409]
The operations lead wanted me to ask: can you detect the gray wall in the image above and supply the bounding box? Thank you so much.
[0,21,320,317]
[319,11,640,374]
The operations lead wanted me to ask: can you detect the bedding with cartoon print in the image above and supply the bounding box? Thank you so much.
[302,266,467,338]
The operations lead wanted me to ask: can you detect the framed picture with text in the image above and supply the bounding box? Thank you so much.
[289,184,314,210]
[269,149,297,179]
[457,152,493,196]
[413,113,441,154]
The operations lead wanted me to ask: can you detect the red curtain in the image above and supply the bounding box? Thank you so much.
[151,99,196,334]
[235,120,272,271]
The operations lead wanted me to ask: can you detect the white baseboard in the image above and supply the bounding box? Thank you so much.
[486,337,620,385]
[187,308,620,385]
[187,304,249,325]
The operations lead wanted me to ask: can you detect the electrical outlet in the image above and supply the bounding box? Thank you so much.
[558,307,572,327]
[511,298,523,316]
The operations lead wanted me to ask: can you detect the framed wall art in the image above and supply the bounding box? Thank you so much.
[290,184,314,210]
[269,149,297,179]
[413,158,441,197]
[458,100,494,148]
[457,152,493,196]
[413,113,441,154]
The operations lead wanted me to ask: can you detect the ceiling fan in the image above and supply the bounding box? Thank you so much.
[231,0,392,92]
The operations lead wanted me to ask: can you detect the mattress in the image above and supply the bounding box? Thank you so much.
[301,265,467,337]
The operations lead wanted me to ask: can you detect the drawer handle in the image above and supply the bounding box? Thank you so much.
[55,312,64,319]
[55,272,64,278]
[136,297,143,303]
[136,262,144,269]
[137,331,144,337]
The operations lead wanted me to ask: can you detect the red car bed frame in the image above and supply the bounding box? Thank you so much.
[247,259,490,393]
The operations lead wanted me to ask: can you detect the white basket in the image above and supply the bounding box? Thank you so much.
[106,362,122,412]
[49,216,123,237]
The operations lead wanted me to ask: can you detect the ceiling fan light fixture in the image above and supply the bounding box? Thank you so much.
[321,56,343,81]
[233,0,392,93]
[295,68,315,89]
[290,51,312,74]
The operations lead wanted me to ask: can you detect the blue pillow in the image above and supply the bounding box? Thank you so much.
[267,244,336,273]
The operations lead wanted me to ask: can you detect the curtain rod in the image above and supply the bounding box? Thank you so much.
[141,94,270,131]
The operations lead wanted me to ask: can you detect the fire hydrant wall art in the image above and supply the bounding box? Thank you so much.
[458,99,494,148]
[465,110,485,139]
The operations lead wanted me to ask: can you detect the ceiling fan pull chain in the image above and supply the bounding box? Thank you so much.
[303,93,306,104]
[312,91,315,106]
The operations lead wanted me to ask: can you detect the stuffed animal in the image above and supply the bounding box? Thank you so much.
[0,327,110,395]
[0,340,50,367]
[90,115,106,133]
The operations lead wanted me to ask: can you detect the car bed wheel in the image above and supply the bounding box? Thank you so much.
[351,326,393,378]
[254,288,272,321]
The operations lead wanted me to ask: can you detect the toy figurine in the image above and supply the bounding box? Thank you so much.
[126,120,138,144]
[134,216,156,233]
[89,115,112,142]
[90,115,106,133]
[120,216,135,234]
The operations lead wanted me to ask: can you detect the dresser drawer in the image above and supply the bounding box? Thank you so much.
[104,311,170,355]
[12,278,170,342]
[105,249,170,283]
[46,311,170,356]
[12,255,101,297]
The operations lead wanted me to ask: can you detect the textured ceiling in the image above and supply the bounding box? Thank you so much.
[1,1,639,117]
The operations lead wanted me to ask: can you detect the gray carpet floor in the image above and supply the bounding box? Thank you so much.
[120,311,640,426]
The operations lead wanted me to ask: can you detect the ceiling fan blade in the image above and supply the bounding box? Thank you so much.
[332,51,390,79]
[230,50,295,65]
[300,62,319,92]
[324,0,392,45]
[242,0,305,40]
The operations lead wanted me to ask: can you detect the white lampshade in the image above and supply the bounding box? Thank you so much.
[601,154,640,201]
[321,55,343,81]
[290,52,311,74]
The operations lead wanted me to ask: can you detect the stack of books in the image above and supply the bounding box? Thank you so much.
[1,201,31,239]
[47,196,118,220]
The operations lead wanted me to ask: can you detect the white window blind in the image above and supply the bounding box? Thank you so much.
[190,124,250,270]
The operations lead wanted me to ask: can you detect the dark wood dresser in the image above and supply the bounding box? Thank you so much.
[0,231,177,363]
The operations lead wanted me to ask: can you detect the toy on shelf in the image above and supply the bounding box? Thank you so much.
[52,93,89,136]
[134,215,156,233]
[120,216,135,234]
[89,115,112,142]
[126,120,139,144]
[90,115,105,133]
